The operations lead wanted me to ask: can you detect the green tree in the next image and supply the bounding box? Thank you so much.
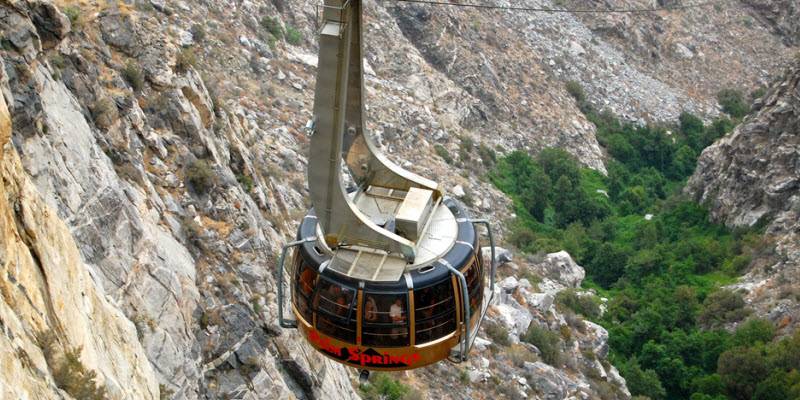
[490,151,551,222]
[718,347,769,400]
[537,148,581,189]
[605,134,639,168]
[620,357,667,400]
[672,145,697,178]
[691,373,726,398]
[766,330,800,371]
[586,242,628,288]
[732,319,775,347]
[705,117,735,146]
[673,285,699,329]
[618,185,649,215]
[680,112,705,151]
[753,370,800,400]
[625,249,664,279]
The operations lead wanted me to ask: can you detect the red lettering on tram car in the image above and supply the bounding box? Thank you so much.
[308,329,422,368]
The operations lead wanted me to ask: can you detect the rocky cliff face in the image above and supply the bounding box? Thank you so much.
[1,70,157,398]
[742,0,800,45]
[1,1,357,398]
[687,58,800,332]
[0,0,797,398]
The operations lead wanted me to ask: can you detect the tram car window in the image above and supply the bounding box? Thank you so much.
[313,278,357,342]
[361,292,410,347]
[465,256,484,317]
[414,279,457,344]
[292,258,317,322]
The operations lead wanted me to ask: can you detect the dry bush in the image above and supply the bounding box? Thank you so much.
[123,62,144,91]
[37,331,108,400]
[186,159,216,194]
[507,343,538,367]
[91,97,118,129]
[176,48,197,72]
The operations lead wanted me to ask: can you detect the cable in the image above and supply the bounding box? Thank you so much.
[390,0,727,14]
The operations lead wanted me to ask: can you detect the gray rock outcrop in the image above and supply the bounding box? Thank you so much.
[687,59,800,332]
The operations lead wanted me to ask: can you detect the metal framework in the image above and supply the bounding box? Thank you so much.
[308,0,440,262]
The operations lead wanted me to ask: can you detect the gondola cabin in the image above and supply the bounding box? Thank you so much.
[276,0,496,372]
[289,198,489,371]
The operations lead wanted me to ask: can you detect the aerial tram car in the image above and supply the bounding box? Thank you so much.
[276,0,496,373]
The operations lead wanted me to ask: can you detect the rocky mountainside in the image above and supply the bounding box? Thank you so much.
[687,57,800,333]
[0,0,797,399]
[411,251,631,400]
[1,1,356,399]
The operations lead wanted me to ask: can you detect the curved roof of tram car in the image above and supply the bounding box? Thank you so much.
[295,197,477,290]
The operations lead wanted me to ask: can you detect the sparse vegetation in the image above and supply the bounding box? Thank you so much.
[359,373,413,400]
[285,26,302,45]
[460,187,475,207]
[520,269,542,291]
[555,289,601,320]
[250,295,263,315]
[565,80,593,113]
[190,24,206,43]
[566,80,586,103]
[91,97,118,129]
[717,88,748,119]
[484,320,511,346]
[522,324,561,366]
[50,54,66,70]
[698,289,751,328]
[750,87,767,101]
[123,61,145,91]
[159,384,174,400]
[237,174,254,192]
[477,143,497,167]
[199,311,210,330]
[176,48,197,72]
[267,35,278,51]
[458,369,470,384]
[260,17,283,39]
[507,343,538,367]
[62,6,82,29]
[186,159,216,194]
[434,144,453,164]
[37,331,108,400]
[497,381,526,400]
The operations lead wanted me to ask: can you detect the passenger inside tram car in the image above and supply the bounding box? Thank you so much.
[362,294,408,347]
[335,295,348,316]
[389,298,406,339]
[364,296,378,322]
[299,265,315,296]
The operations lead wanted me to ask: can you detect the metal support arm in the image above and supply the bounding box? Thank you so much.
[466,219,497,354]
[277,238,316,329]
[308,0,441,262]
